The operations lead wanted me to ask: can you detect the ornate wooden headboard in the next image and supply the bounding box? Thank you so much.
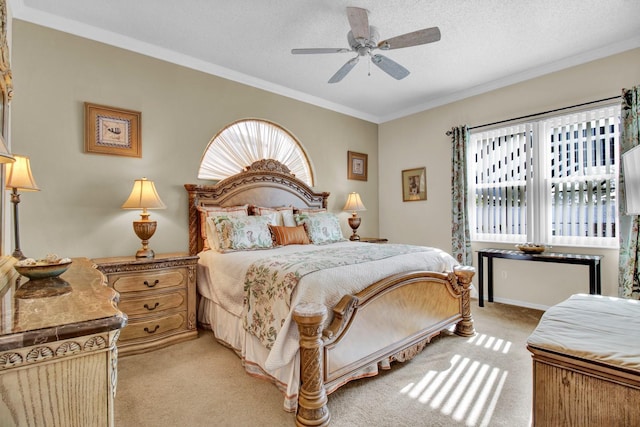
[184,159,330,255]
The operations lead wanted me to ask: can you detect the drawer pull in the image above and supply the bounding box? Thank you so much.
[144,302,160,311]
[144,279,160,288]
[144,325,160,334]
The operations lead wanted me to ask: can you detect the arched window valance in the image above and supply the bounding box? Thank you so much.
[198,119,314,186]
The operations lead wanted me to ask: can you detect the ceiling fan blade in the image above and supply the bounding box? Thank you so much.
[378,27,441,50]
[370,54,410,80]
[328,57,359,83]
[291,48,351,54]
[346,7,370,41]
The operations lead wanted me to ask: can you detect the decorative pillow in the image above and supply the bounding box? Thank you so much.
[211,215,276,252]
[295,212,346,244]
[253,206,296,227]
[198,205,249,250]
[269,225,310,246]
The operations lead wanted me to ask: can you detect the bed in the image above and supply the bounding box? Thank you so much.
[185,159,475,426]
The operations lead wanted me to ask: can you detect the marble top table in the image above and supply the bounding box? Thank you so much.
[0,256,127,351]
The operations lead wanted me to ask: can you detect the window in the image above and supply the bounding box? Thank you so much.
[198,119,314,186]
[468,104,620,248]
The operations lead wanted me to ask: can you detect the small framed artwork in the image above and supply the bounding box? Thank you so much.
[348,151,368,181]
[402,167,427,202]
[85,102,141,157]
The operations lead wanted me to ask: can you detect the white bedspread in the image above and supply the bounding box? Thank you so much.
[198,241,459,371]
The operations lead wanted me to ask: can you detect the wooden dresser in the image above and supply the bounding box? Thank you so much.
[93,252,198,356]
[0,256,126,427]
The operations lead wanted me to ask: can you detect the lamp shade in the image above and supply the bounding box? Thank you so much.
[0,135,15,164]
[343,192,366,212]
[5,155,39,191]
[122,177,166,210]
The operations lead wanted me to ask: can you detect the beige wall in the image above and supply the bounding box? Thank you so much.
[379,47,640,308]
[9,21,378,259]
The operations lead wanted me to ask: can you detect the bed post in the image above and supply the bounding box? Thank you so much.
[184,184,201,255]
[453,266,476,337]
[293,303,330,427]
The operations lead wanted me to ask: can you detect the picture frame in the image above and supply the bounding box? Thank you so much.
[402,167,427,202]
[347,151,368,181]
[85,102,141,157]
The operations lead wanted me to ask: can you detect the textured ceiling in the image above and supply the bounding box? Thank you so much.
[11,0,640,123]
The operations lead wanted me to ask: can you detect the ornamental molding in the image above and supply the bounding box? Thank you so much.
[97,260,196,274]
[0,333,110,370]
[245,159,293,175]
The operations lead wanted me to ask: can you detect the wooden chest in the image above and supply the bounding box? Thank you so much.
[527,294,640,426]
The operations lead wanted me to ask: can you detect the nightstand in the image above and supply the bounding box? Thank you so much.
[359,237,388,243]
[93,252,198,356]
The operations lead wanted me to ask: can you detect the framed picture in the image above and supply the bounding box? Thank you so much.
[85,102,141,157]
[402,167,427,202]
[348,151,368,181]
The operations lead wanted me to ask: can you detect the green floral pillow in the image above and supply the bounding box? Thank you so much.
[295,212,346,244]
[211,214,276,252]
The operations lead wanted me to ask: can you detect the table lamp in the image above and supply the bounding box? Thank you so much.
[343,192,366,241]
[122,177,166,258]
[5,155,39,259]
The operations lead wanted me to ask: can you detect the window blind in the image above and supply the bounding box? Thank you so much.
[544,106,619,246]
[468,123,532,242]
[198,119,313,186]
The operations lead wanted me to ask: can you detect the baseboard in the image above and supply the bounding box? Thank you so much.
[470,295,549,311]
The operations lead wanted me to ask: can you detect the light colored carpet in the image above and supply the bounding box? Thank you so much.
[115,302,543,426]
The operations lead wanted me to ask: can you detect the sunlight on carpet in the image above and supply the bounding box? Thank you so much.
[399,333,511,427]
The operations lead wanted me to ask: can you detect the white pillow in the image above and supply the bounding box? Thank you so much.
[281,210,296,227]
[253,206,296,227]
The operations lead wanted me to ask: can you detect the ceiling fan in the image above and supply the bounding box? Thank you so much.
[291,7,441,83]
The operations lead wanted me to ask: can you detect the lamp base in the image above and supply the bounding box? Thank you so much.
[133,219,157,259]
[348,215,361,242]
[12,248,26,260]
[135,247,156,258]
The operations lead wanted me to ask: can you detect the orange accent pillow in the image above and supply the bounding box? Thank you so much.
[269,225,310,246]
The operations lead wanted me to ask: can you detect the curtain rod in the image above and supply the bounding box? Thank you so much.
[445,95,620,136]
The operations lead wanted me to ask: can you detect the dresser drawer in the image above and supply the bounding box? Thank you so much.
[111,269,186,293]
[118,289,186,317]
[120,311,186,342]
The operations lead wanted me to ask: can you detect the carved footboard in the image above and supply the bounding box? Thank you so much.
[293,266,474,427]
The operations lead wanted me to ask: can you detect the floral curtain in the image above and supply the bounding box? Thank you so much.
[619,86,640,299]
[450,125,472,266]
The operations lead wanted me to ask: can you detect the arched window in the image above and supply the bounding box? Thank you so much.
[198,119,314,186]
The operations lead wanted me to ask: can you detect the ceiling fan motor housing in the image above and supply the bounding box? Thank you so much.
[348,26,380,55]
